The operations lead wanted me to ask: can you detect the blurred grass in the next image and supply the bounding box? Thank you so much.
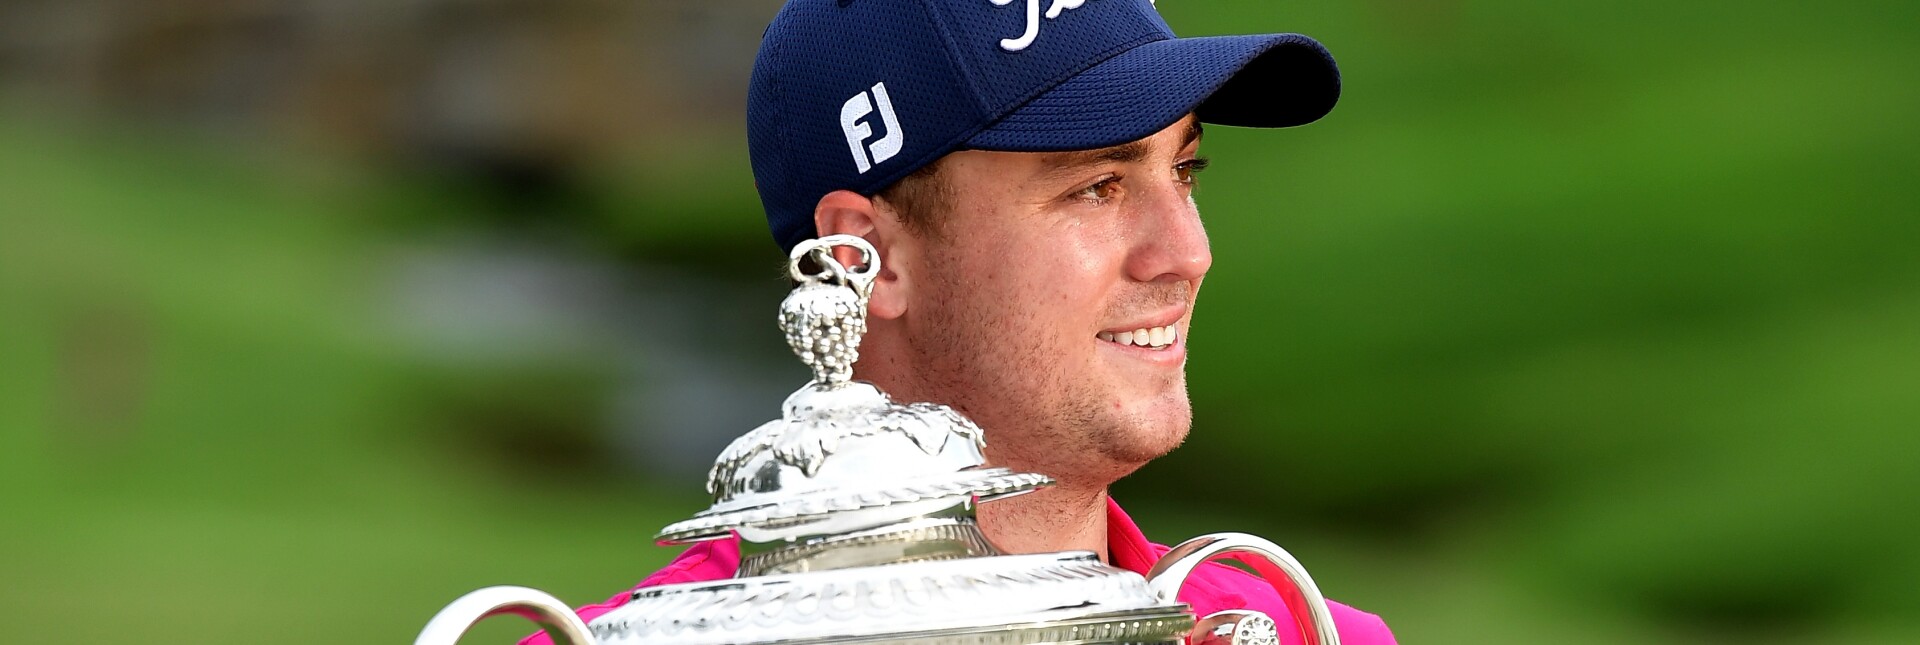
[0,115,701,643]
[3,0,1920,643]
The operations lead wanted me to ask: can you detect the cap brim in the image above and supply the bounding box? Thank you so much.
[965,33,1340,152]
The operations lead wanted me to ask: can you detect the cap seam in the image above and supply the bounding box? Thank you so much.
[765,20,792,216]
[919,0,994,119]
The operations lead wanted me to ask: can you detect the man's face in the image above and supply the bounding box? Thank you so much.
[890,115,1211,483]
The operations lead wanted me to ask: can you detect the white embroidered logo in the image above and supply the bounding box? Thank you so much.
[839,82,903,174]
[988,0,1148,52]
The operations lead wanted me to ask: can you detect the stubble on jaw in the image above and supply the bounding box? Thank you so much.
[899,254,1194,489]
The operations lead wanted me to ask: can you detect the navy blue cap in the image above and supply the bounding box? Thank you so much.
[747,0,1342,252]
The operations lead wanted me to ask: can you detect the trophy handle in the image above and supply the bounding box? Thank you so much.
[414,585,597,645]
[1144,533,1341,645]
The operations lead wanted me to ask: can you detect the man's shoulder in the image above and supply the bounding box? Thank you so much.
[516,539,741,645]
[1177,553,1397,645]
[1112,500,1394,644]
[632,538,743,588]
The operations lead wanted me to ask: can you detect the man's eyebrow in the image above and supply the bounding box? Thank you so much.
[1040,139,1152,173]
[1030,119,1205,185]
[1183,120,1204,148]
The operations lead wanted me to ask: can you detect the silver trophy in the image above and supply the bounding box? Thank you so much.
[415,235,1341,645]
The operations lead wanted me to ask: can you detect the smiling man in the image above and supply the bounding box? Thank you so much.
[526,1,1393,643]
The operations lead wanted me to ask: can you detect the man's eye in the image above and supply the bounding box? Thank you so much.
[1077,177,1121,202]
[1175,157,1212,185]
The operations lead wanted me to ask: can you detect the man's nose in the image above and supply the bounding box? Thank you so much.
[1123,185,1212,284]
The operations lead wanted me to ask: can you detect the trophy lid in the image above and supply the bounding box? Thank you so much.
[656,236,1050,547]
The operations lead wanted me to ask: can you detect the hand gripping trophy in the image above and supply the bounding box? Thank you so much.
[414,236,1343,645]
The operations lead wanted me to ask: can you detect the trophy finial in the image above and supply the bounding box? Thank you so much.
[663,234,1049,552]
[782,235,879,385]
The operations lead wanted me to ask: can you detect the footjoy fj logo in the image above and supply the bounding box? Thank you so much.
[987,0,1151,52]
[840,82,903,174]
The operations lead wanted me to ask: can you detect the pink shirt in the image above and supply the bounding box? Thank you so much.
[522,498,1395,645]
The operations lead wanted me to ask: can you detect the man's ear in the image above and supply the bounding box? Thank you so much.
[814,190,910,320]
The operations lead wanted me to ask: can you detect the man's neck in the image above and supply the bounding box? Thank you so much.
[975,482,1110,562]
[847,358,1118,562]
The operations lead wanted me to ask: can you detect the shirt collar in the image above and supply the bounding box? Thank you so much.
[1105,496,1165,574]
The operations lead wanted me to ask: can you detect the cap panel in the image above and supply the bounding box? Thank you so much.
[749,0,990,251]
[926,0,1173,114]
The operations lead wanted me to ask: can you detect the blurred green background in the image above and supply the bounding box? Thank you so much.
[2,1,1916,643]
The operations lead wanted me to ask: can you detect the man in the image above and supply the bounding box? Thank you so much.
[528,0,1394,642]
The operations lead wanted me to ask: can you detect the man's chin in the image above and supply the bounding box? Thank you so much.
[1098,400,1193,465]
[1093,427,1189,476]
